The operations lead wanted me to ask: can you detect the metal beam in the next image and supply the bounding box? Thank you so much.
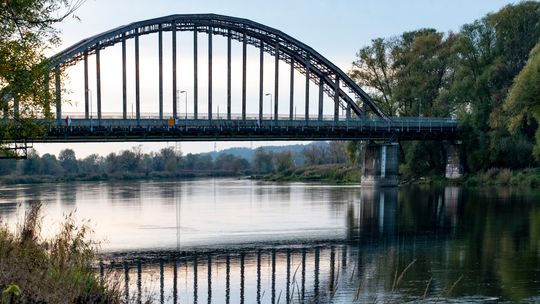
[318,76,323,120]
[158,24,163,120]
[257,251,261,303]
[301,248,306,300]
[227,30,232,120]
[305,60,310,121]
[135,29,140,123]
[208,26,213,120]
[240,254,245,304]
[207,255,212,302]
[96,47,102,123]
[334,76,339,121]
[193,27,198,119]
[84,52,89,119]
[314,247,320,297]
[286,249,291,304]
[242,32,247,120]
[55,66,61,122]
[259,40,264,122]
[226,255,230,304]
[172,21,177,119]
[193,255,198,303]
[50,14,386,119]
[122,34,127,120]
[271,250,276,304]
[274,43,279,121]
[290,57,294,120]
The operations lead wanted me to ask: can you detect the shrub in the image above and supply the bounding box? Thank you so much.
[0,203,122,303]
[496,169,513,185]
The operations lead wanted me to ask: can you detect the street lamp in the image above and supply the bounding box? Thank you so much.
[265,93,273,120]
[179,90,187,121]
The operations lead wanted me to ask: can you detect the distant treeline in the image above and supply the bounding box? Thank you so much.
[0,142,351,182]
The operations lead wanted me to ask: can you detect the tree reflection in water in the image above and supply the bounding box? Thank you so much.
[99,185,540,303]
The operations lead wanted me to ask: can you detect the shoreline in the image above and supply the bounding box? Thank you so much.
[252,165,540,188]
[0,171,247,186]
[2,166,540,188]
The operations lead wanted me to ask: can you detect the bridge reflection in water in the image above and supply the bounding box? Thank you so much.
[99,186,463,304]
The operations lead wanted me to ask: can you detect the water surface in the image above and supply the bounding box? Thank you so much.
[1,179,539,303]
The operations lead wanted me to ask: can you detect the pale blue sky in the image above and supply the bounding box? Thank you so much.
[36,0,518,157]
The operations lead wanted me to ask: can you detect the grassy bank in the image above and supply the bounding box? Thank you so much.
[255,164,540,188]
[405,167,540,188]
[0,203,122,303]
[255,164,361,184]
[0,170,246,185]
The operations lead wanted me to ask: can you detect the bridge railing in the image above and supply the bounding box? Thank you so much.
[55,115,457,132]
[59,112,457,124]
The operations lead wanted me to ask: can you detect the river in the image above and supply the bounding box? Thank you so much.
[0,179,539,303]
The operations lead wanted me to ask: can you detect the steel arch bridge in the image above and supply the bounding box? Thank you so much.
[37,14,457,142]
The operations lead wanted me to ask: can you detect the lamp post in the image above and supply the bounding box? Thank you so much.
[180,90,187,122]
[265,93,273,120]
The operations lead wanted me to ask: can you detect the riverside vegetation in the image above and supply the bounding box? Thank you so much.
[3,141,540,186]
[0,203,127,303]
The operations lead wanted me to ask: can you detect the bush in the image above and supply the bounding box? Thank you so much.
[0,203,122,303]
[496,169,513,185]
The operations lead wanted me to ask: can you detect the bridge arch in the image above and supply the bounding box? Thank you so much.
[50,14,387,121]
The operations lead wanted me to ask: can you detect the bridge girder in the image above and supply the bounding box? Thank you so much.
[49,14,388,119]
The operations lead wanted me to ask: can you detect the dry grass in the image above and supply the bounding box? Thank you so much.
[0,202,123,303]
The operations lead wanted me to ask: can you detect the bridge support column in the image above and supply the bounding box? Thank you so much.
[361,142,399,187]
[445,143,464,179]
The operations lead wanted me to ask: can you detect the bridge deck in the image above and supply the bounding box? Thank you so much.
[35,117,458,142]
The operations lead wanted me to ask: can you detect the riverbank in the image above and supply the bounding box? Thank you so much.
[0,170,246,185]
[254,164,540,187]
[0,203,122,303]
[411,167,540,188]
[253,164,361,184]
[3,165,540,188]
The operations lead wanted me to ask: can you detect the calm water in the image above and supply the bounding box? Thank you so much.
[0,179,539,303]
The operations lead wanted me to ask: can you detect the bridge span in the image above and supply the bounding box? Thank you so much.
[2,14,462,185]
[41,115,457,143]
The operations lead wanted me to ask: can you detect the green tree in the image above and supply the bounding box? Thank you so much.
[58,148,77,174]
[350,38,397,115]
[349,1,540,175]
[78,153,101,175]
[449,2,540,170]
[0,0,86,146]
[159,147,179,172]
[350,29,456,177]
[273,151,294,173]
[504,42,540,160]
[22,149,42,174]
[40,153,62,175]
[253,148,273,174]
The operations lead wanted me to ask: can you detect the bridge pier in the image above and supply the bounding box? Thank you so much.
[445,143,464,179]
[361,142,399,187]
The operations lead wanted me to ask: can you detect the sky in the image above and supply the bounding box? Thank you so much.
[34,0,518,158]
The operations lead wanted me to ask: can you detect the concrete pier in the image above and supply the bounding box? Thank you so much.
[361,142,399,187]
[445,144,463,179]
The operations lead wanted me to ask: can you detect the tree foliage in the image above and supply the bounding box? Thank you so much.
[505,42,540,159]
[349,2,540,176]
[0,0,85,143]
